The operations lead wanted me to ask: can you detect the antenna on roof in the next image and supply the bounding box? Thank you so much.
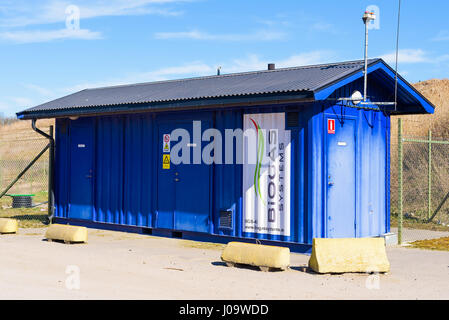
[325,9,397,110]
[362,10,376,102]
[394,0,402,112]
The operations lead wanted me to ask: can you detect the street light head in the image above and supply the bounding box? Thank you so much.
[363,11,376,23]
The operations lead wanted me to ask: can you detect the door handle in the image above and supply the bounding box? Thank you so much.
[174,178,180,182]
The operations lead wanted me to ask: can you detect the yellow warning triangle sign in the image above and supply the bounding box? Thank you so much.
[162,154,170,169]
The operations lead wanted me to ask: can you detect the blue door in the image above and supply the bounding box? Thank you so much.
[68,118,94,220]
[157,121,211,233]
[326,117,356,238]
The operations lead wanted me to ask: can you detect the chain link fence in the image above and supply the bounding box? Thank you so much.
[0,127,50,227]
[391,118,449,244]
[2,117,449,242]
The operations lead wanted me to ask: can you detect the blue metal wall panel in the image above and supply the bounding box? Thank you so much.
[323,78,390,238]
[385,116,391,233]
[68,117,95,220]
[307,105,325,241]
[55,118,70,219]
[213,109,243,238]
[95,116,124,225]
[123,114,154,227]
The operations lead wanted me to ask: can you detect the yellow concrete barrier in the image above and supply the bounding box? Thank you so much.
[221,242,290,271]
[0,218,18,234]
[308,238,390,274]
[45,224,88,244]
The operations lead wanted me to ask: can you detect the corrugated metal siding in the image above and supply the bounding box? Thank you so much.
[323,79,390,237]
[95,116,124,225]
[55,118,69,219]
[54,100,390,244]
[93,114,156,227]
[213,109,243,238]
[123,114,154,227]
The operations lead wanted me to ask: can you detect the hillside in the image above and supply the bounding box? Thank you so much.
[391,79,449,139]
[0,119,54,160]
[0,118,54,195]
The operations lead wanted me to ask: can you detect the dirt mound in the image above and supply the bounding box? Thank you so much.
[391,78,449,139]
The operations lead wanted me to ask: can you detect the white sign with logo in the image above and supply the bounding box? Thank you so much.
[242,113,291,236]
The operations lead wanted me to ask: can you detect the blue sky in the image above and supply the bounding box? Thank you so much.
[0,0,448,116]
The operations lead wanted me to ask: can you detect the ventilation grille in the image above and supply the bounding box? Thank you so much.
[286,112,299,128]
[219,210,233,229]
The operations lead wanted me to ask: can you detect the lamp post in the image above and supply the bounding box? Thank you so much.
[362,11,376,102]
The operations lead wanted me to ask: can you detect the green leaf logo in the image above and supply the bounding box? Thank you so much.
[250,118,265,203]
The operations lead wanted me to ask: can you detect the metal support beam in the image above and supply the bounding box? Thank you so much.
[363,20,369,102]
[428,130,432,220]
[398,118,403,244]
[32,120,55,224]
[0,144,50,199]
[428,189,449,223]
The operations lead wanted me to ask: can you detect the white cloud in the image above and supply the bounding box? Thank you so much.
[380,49,431,64]
[66,62,215,92]
[0,0,187,28]
[310,22,334,32]
[22,84,54,97]
[0,96,35,116]
[222,51,335,73]
[154,29,287,41]
[432,30,449,42]
[9,97,33,106]
[0,0,189,43]
[435,54,449,63]
[0,28,102,43]
[380,49,449,65]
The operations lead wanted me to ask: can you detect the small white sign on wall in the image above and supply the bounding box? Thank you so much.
[163,134,170,153]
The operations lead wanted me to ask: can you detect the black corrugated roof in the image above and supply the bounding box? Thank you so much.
[17,59,382,119]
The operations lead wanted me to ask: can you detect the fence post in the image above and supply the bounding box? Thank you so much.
[398,118,403,245]
[48,125,55,223]
[428,129,432,220]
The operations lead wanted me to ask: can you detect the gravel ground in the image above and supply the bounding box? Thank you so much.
[0,227,448,300]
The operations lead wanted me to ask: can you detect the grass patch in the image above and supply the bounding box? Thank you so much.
[180,240,226,251]
[390,212,449,232]
[409,237,449,251]
[0,190,49,228]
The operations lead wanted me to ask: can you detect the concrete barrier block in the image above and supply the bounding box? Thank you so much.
[221,242,290,271]
[45,224,88,244]
[308,238,390,274]
[0,218,18,234]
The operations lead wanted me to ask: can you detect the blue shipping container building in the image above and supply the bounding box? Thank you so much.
[17,59,434,252]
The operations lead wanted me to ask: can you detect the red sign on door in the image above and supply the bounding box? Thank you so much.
[328,119,335,134]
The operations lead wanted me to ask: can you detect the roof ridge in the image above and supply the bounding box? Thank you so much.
[85,58,379,91]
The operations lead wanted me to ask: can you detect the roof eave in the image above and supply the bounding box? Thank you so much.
[312,58,435,115]
[16,91,315,120]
